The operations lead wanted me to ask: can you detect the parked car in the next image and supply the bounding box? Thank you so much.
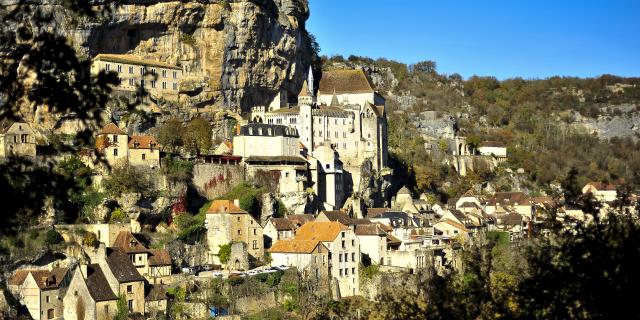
[181,267,195,275]
[211,271,224,278]
[210,306,228,317]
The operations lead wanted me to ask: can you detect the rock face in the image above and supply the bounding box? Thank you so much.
[71,0,312,113]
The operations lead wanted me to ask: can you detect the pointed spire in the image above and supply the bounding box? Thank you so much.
[307,65,315,97]
[330,88,339,106]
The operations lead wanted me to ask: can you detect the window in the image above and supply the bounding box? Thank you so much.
[341,232,345,238]
[237,229,241,235]
[105,63,110,71]
[341,240,345,249]
[343,132,347,138]
[162,70,167,78]
[345,268,349,275]
[343,143,347,149]
[21,134,28,143]
[150,68,156,75]
[173,83,178,90]
[237,217,241,222]
[339,254,342,262]
[105,305,109,313]
[351,240,355,247]
[140,67,145,75]
[325,164,330,169]
[352,252,355,261]
[162,82,167,89]
[129,66,134,74]
[129,78,134,86]
[352,267,355,274]
[253,229,257,235]
[339,269,343,276]
[113,149,118,156]
[127,285,133,293]
[151,81,156,88]
[142,154,146,160]
[127,300,133,311]
[113,135,118,143]
[117,65,122,73]
[13,136,16,143]
[138,255,142,262]
[253,240,258,249]
[46,296,50,303]
[335,131,338,138]
[173,71,177,79]
[319,131,322,137]
[47,309,54,319]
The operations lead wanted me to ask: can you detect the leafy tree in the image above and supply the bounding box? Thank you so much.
[108,207,128,223]
[45,229,64,245]
[157,118,184,152]
[161,157,194,184]
[183,117,212,155]
[102,162,151,197]
[114,295,128,320]
[411,60,437,74]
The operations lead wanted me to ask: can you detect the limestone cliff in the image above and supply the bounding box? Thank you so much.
[70,0,312,113]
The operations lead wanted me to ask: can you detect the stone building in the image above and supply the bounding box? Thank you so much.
[250,68,389,200]
[233,123,309,193]
[0,118,37,159]
[111,231,172,285]
[309,144,345,210]
[101,249,146,314]
[63,265,118,320]
[268,239,329,283]
[9,268,71,320]
[293,221,360,298]
[95,123,160,168]
[204,200,264,266]
[263,218,296,249]
[91,54,183,101]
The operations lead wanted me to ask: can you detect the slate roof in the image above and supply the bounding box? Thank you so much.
[148,249,172,266]
[8,269,34,286]
[294,221,349,242]
[113,231,149,254]
[268,218,296,231]
[318,69,375,95]
[268,239,323,254]
[86,264,118,302]
[500,212,524,226]
[106,248,146,283]
[94,54,181,70]
[370,211,414,228]
[26,268,69,290]
[98,123,126,135]
[145,285,168,302]
[207,200,247,214]
[128,135,159,149]
[239,123,299,137]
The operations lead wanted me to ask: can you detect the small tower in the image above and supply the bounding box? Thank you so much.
[298,66,317,106]
[330,88,339,107]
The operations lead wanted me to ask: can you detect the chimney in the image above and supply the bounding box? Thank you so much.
[233,199,240,208]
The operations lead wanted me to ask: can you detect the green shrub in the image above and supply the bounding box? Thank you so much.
[266,271,283,287]
[82,232,98,248]
[45,229,63,245]
[283,299,298,312]
[109,207,128,223]
[175,212,206,243]
[218,243,231,264]
[361,264,380,280]
[162,158,194,184]
[102,162,151,197]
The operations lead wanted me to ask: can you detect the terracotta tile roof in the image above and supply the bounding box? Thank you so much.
[113,231,149,254]
[294,221,349,242]
[319,211,353,225]
[148,249,172,266]
[106,248,146,283]
[351,218,372,225]
[86,264,118,302]
[268,218,296,231]
[386,235,402,245]
[367,208,390,218]
[378,223,393,232]
[318,69,375,95]
[487,192,531,206]
[98,123,126,135]
[354,224,386,236]
[499,212,524,227]
[585,182,618,191]
[145,284,168,301]
[128,135,159,149]
[286,214,314,227]
[8,269,34,286]
[94,54,181,70]
[207,200,247,214]
[268,239,323,254]
[26,268,69,290]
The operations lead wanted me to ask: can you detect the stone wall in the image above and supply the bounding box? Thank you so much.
[192,164,244,200]
[234,291,276,314]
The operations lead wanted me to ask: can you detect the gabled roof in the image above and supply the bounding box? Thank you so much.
[94,54,181,70]
[584,182,617,191]
[294,221,349,242]
[207,200,247,214]
[112,231,149,254]
[397,186,411,195]
[499,212,524,226]
[319,211,353,225]
[8,269,34,286]
[318,69,375,95]
[98,123,126,135]
[0,119,15,134]
[26,267,69,290]
[354,224,386,236]
[367,207,390,218]
[487,192,531,206]
[145,284,168,302]
[268,239,324,254]
[148,249,172,266]
[86,264,118,302]
[106,248,146,283]
[268,218,296,231]
[437,219,469,233]
[286,214,315,227]
[128,135,159,149]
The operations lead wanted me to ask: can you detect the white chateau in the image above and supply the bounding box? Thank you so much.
[249,68,389,209]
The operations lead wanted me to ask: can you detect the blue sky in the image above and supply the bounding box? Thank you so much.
[307,0,640,79]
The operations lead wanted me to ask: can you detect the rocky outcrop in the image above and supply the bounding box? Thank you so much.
[70,0,312,113]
